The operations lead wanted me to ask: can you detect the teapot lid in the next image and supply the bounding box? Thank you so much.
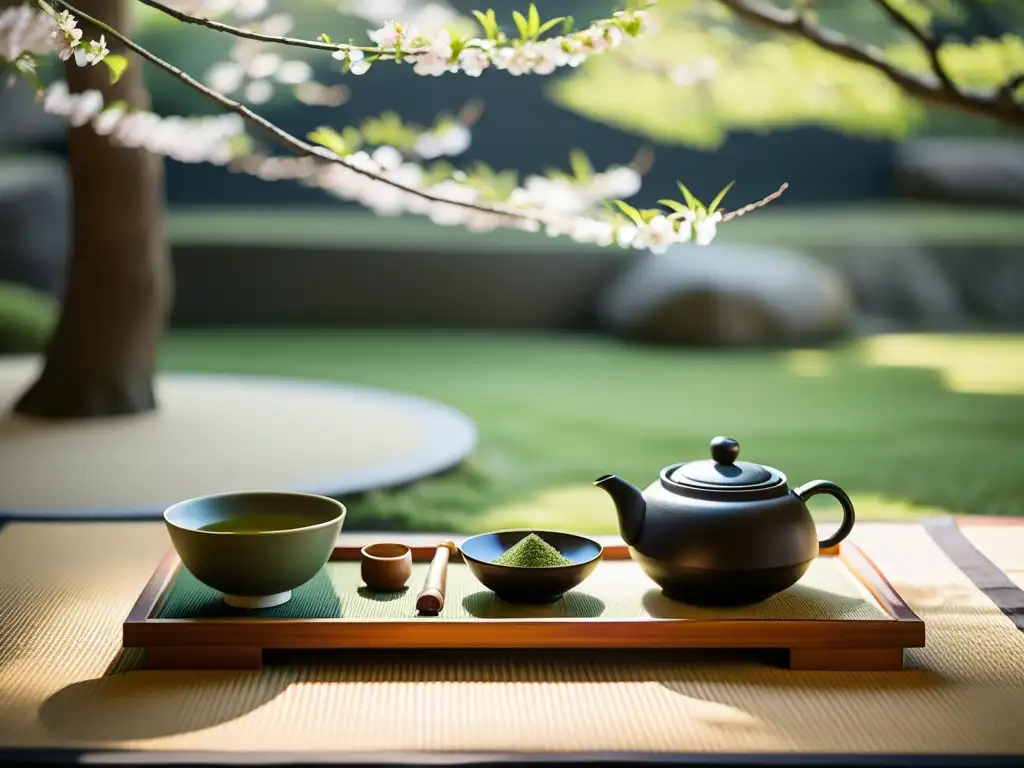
[669,436,780,488]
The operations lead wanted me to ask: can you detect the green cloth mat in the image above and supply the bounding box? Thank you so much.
[155,559,890,622]
[157,568,345,619]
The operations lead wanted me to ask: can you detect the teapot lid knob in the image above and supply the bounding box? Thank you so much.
[710,436,740,465]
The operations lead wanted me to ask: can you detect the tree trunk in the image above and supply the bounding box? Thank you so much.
[14,0,172,419]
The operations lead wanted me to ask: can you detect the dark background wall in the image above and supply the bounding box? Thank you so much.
[160,64,897,210]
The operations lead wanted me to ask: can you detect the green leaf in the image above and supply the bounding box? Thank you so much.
[319,33,333,43]
[307,126,349,157]
[228,133,254,157]
[471,10,498,39]
[569,148,593,181]
[527,3,540,38]
[341,126,364,152]
[471,9,499,39]
[612,199,645,226]
[103,54,128,84]
[658,199,688,213]
[707,180,735,214]
[638,208,662,223]
[562,15,574,34]
[677,181,705,213]
[536,17,565,37]
[512,10,529,40]
[545,168,573,182]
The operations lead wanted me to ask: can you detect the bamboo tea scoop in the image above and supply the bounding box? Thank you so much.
[416,540,457,616]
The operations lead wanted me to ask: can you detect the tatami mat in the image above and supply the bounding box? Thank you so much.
[961,522,1024,593]
[1,522,1023,755]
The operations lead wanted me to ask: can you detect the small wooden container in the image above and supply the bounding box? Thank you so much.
[360,543,412,592]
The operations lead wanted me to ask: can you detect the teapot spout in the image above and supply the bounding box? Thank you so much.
[594,474,645,547]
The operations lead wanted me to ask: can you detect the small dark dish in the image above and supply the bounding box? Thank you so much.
[459,529,603,604]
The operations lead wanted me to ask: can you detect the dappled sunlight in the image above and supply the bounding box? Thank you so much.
[784,349,835,378]
[282,676,788,752]
[860,334,1024,395]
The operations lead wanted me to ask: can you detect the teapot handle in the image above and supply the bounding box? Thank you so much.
[795,480,856,550]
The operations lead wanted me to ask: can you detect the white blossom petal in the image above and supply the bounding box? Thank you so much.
[349,57,371,75]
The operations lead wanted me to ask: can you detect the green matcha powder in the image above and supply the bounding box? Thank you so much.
[493,534,571,567]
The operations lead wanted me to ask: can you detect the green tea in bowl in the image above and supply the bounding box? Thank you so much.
[492,533,571,567]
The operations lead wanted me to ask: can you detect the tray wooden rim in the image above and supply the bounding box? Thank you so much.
[123,533,925,654]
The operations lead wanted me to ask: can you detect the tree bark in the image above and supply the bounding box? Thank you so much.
[14,0,172,419]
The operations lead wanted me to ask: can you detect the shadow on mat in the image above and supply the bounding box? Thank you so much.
[38,672,288,741]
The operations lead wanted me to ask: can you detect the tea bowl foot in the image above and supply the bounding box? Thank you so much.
[223,590,292,609]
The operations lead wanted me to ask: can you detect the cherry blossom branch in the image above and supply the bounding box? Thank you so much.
[715,0,1024,129]
[7,0,789,251]
[870,0,954,92]
[135,0,654,78]
[134,0,341,53]
[47,0,540,223]
[721,181,787,222]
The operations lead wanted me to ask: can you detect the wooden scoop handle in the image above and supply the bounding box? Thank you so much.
[416,541,457,616]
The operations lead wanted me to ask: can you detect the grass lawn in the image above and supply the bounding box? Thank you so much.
[159,330,1024,534]
[168,204,1024,251]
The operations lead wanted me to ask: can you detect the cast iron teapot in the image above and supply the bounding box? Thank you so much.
[595,436,855,606]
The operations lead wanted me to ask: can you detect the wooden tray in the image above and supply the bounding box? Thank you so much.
[123,534,925,672]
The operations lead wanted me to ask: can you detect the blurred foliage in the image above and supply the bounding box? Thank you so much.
[0,281,57,355]
[122,0,1023,149]
[550,0,1024,149]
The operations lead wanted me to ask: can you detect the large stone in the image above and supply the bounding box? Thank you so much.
[596,245,855,347]
[831,245,966,330]
[896,139,1024,208]
[932,245,1024,325]
[0,154,70,297]
[824,244,1024,329]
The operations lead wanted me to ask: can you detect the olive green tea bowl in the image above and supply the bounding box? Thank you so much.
[164,491,346,609]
